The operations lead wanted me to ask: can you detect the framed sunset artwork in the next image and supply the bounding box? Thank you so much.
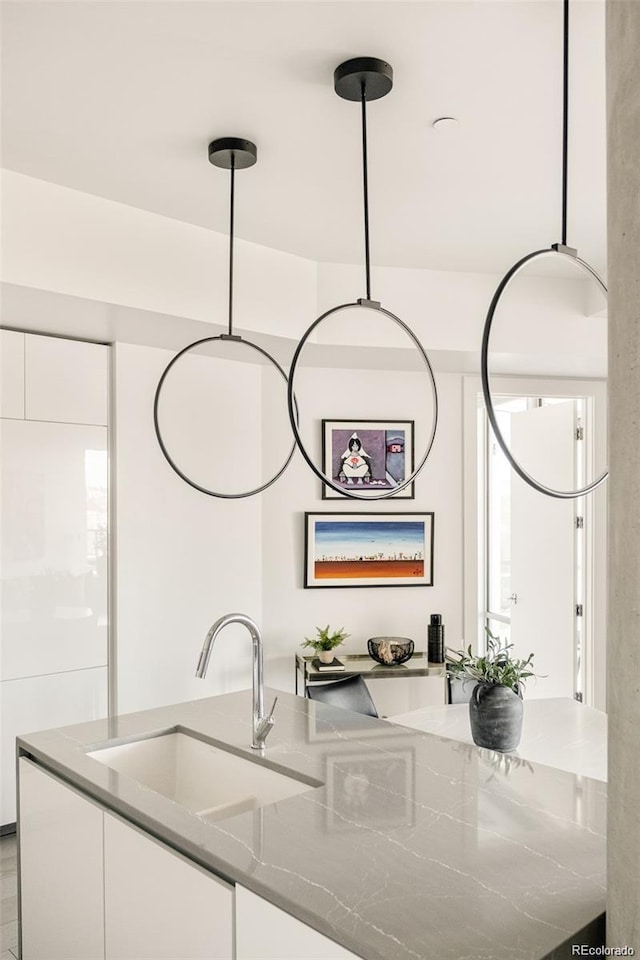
[304,513,434,588]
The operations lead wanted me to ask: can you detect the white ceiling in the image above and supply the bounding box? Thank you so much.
[1,1,607,277]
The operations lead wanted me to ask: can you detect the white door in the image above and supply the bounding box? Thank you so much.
[509,402,576,699]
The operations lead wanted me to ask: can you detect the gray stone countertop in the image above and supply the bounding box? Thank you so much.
[17,689,606,960]
[390,697,608,782]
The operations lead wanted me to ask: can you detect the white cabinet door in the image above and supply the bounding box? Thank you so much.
[25,335,108,425]
[0,330,25,418]
[0,418,108,681]
[104,812,233,960]
[236,885,362,960]
[19,758,105,960]
[2,667,107,824]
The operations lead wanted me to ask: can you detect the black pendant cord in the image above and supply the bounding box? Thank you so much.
[361,86,372,301]
[154,135,300,501]
[228,157,236,337]
[286,57,440,501]
[478,10,608,501]
[560,0,569,247]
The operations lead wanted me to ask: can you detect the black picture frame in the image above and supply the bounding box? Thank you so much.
[321,420,415,499]
[304,512,434,588]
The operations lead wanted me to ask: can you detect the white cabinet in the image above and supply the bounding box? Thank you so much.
[0,419,108,681]
[1,332,109,827]
[236,885,363,960]
[24,334,108,425]
[19,761,234,960]
[2,668,107,824]
[0,330,25,418]
[19,759,105,960]
[104,812,233,960]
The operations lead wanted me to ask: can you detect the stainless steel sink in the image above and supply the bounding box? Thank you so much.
[87,730,319,822]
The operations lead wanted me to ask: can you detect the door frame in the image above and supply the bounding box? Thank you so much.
[462,374,607,709]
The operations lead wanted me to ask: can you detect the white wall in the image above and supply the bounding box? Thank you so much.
[113,340,464,709]
[114,343,263,713]
[2,173,606,374]
[1,171,316,342]
[316,260,607,371]
[261,368,464,693]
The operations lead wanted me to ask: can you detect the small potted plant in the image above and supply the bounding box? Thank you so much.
[302,625,349,664]
[446,629,537,751]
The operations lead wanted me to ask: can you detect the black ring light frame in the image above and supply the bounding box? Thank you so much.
[286,57,439,500]
[481,247,608,499]
[288,301,438,499]
[153,137,298,499]
[480,0,608,500]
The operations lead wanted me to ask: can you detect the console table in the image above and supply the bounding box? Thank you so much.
[295,653,447,710]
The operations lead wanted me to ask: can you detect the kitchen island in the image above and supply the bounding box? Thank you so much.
[390,697,608,782]
[17,689,606,960]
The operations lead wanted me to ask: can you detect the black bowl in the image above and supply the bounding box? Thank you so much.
[367,637,415,666]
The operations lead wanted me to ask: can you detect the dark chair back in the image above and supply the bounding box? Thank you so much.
[306,675,379,718]
[446,675,477,704]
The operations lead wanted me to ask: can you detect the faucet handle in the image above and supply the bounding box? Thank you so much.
[253,696,278,750]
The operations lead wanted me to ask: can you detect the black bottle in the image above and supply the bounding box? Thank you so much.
[427,614,445,663]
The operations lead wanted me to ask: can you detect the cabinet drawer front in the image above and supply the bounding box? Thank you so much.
[104,812,233,960]
[236,885,363,960]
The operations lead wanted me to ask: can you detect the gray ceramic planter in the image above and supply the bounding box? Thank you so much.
[469,682,523,751]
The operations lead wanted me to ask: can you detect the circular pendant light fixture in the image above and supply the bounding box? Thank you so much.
[286,57,439,500]
[153,137,297,499]
[480,0,608,500]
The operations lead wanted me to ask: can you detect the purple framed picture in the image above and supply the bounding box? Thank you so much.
[321,420,415,499]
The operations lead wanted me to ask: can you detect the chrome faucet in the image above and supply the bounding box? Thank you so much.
[195,613,277,751]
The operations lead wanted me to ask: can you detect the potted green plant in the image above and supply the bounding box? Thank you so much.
[302,625,349,664]
[446,630,537,751]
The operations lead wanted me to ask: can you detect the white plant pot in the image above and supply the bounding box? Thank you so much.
[318,650,334,664]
